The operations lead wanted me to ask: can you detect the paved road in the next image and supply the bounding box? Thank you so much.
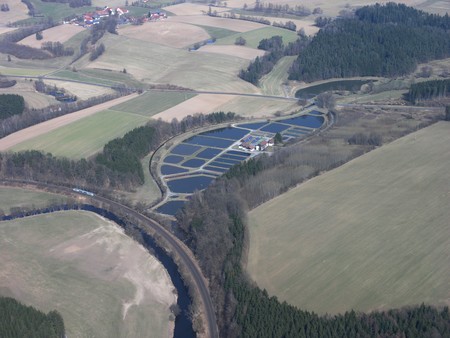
[0,179,219,338]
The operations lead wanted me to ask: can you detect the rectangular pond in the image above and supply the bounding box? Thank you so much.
[209,161,234,169]
[260,123,291,133]
[236,122,268,130]
[161,165,189,176]
[171,144,201,156]
[166,175,216,194]
[196,148,223,159]
[226,150,250,157]
[200,127,249,140]
[181,158,206,168]
[164,155,185,164]
[156,200,186,216]
[183,135,235,148]
[204,166,228,173]
[282,115,324,129]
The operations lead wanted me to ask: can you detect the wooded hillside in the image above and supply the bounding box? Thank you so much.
[0,297,65,338]
[289,3,450,82]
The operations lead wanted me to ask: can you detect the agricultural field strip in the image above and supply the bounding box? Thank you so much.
[247,121,450,314]
[0,93,139,151]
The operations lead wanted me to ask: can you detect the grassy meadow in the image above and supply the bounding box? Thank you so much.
[259,56,296,96]
[10,109,150,159]
[216,26,298,49]
[0,210,175,338]
[112,91,196,117]
[0,187,67,213]
[247,122,450,315]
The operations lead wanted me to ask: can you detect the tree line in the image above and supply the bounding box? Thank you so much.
[406,79,450,103]
[0,94,25,119]
[176,107,446,337]
[0,297,65,338]
[289,3,450,82]
[239,34,310,85]
[0,112,239,192]
[247,2,311,17]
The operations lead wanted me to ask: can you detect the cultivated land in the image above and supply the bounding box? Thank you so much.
[216,26,298,49]
[0,80,58,109]
[82,33,257,93]
[151,93,237,121]
[0,0,28,23]
[196,44,266,60]
[167,14,268,32]
[10,108,149,159]
[0,93,139,152]
[0,187,67,212]
[43,79,115,100]
[247,122,450,315]
[18,24,84,48]
[111,91,196,117]
[0,210,176,338]
[259,56,297,96]
[118,21,210,48]
[216,95,298,117]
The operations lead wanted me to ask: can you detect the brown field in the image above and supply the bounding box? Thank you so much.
[0,80,58,109]
[0,210,176,338]
[168,14,267,32]
[152,93,236,121]
[0,26,14,35]
[18,24,84,49]
[247,122,450,315]
[119,21,210,48]
[43,79,115,100]
[196,44,265,60]
[0,0,28,24]
[216,95,298,118]
[0,93,139,151]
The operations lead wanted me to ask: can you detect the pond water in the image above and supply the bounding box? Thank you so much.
[164,155,184,164]
[201,127,249,140]
[237,122,268,130]
[171,144,201,156]
[161,165,189,176]
[167,175,216,194]
[184,135,235,148]
[156,200,186,216]
[226,150,250,157]
[204,166,228,173]
[282,115,324,129]
[196,148,222,159]
[220,153,249,161]
[209,161,234,169]
[260,123,291,133]
[295,79,372,98]
[309,110,324,116]
[214,157,241,165]
[182,158,206,168]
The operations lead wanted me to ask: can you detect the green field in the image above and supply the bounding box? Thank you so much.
[11,109,150,159]
[247,122,450,315]
[259,56,296,96]
[0,187,67,213]
[53,68,144,88]
[216,26,298,49]
[0,210,175,338]
[112,91,196,116]
[0,67,51,76]
[195,25,238,40]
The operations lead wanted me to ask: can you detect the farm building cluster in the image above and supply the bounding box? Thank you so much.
[239,133,274,151]
[67,7,167,27]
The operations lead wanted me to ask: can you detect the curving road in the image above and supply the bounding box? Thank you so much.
[0,179,219,338]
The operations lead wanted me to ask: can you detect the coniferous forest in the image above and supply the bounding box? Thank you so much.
[0,297,65,338]
[288,3,450,82]
[406,79,450,103]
